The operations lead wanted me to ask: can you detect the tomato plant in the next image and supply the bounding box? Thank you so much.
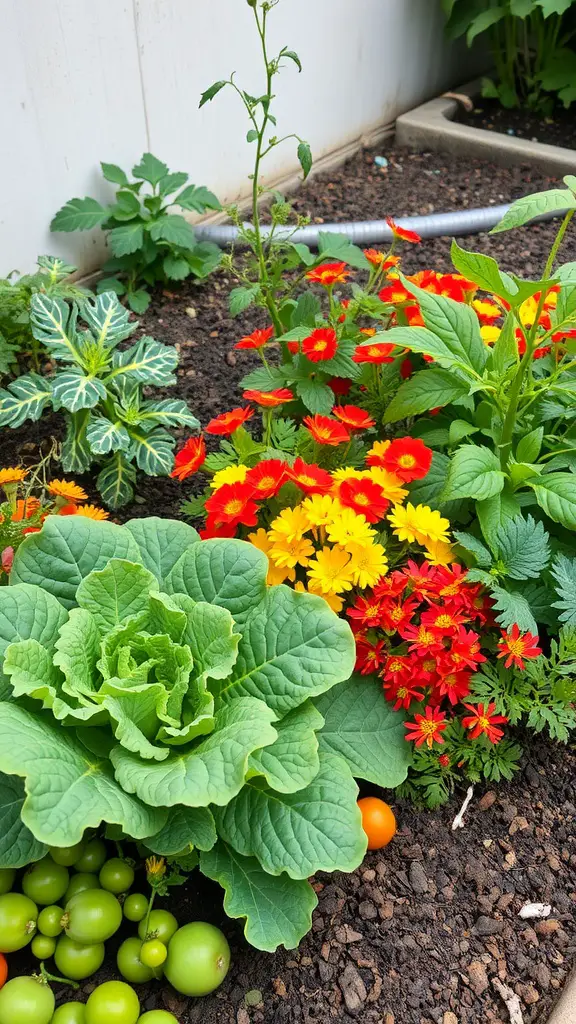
[50,843,85,867]
[55,935,105,981]
[0,869,15,896]
[65,874,100,904]
[85,981,140,1024]
[164,922,230,997]
[51,1002,87,1024]
[63,889,122,945]
[31,934,57,959]
[0,976,55,1024]
[116,937,157,985]
[23,857,69,906]
[99,859,134,895]
[73,841,107,875]
[37,905,64,938]
[139,940,166,969]
[0,893,38,952]
[357,797,397,850]
[138,910,177,945]
[123,894,148,923]
[0,953,7,989]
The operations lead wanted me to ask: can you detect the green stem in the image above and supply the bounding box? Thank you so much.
[143,889,156,941]
[39,965,79,990]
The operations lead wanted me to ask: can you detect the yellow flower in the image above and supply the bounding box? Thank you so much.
[268,506,311,544]
[347,542,388,589]
[307,578,344,613]
[210,464,248,489]
[388,503,450,546]
[269,535,315,569]
[326,507,376,547]
[307,545,355,594]
[48,479,88,503]
[424,538,455,566]
[0,467,28,487]
[365,439,391,462]
[247,528,296,584]
[473,298,501,319]
[301,493,342,527]
[480,324,500,345]
[367,467,408,503]
[72,504,109,520]
[146,855,166,879]
[331,467,368,484]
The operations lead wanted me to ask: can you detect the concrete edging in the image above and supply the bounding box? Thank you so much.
[547,968,576,1024]
[396,79,576,176]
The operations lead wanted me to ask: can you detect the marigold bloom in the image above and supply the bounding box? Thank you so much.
[338,477,390,523]
[303,414,350,447]
[381,437,433,483]
[461,702,508,743]
[384,677,425,711]
[347,594,385,630]
[400,559,439,598]
[268,505,311,544]
[48,479,88,503]
[497,623,542,671]
[347,541,388,589]
[355,637,388,675]
[332,405,375,430]
[8,497,41,522]
[386,217,421,244]
[363,248,400,269]
[72,504,110,521]
[434,667,471,705]
[234,326,274,350]
[404,705,447,748]
[400,622,444,655]
[325,507,376,546]
[242,388,294,407]
[245,459,287,499]
[301,493,342,527]
[0,467,28,487]
[423,538,455,566]
[171,436,206,481]
[378,282,412,305]
[206,407,253,435]
[306,262,349,286]
[55,503,79,517]
[307,545,355,594]
[248,528,296,586]
[269,535,315,569]
[353,342,397,364]
[449,627,486,671]
[420,605,467,635]
[388,503,450,547]
[210,464,248,489]
[302,328,338,362]
[378,595,420,633]
[288,458,333,495]
[204,482,259,528]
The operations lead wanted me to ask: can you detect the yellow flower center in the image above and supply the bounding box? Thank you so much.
[440,583,460,596]
[365,606,380,618]
[478,716,490,729]
[506,638,525,656]
[314,340,327,351]
[224,499,244,516]
[389,660,404,672]
[423,659,436,672]
[417,628,436,645]
[390,607,404,622]
[258,476,275,491]
[435,614,454,629]
[398,454,417,469]
[397,687,408,698]
[299,475,316,486]
[420,719,439,737]
[354,493,370,506]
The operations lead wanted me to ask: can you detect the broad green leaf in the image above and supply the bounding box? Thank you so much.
[145,806,217,855]
[489,586,538,634]
[0,703,166,845]
[0,373,52,428]
[248,702,323,793]
[125,517,200,587]
[317,232,371,270]
[109,223,144,257]
[86,416,131,455]
[240,366,287,392]
[550,554,576,625]
[176,185,221,213]
[314,675,411,787]
[138,399,200,432]
[384,368,470,423]
[537,0,574,15]
[200,843,317,952]
[62,410,92,473]
[511,0,537,16]
[297,141,312,179]
[52,370,106,413]
[171,595,240,682]
[467,6,506,45]
[111,337,178,385]
[516,427,543,464]
[149,214,196,250]
[162,254,191,280]
[0,774,48,868]
[158,171,189,197]
[529,472,576,530]
[0,584,68,698]
[442,445,505,500]
[450,240,545,306]
[30,294,79,361]
[491,189,575,233]
[130,428,175,475]
[448,419,479,445]
[295,378,334,415]
[97,454,137,509]
[54,608,101,698]
[127,290,150,314]
[82,292,136,347]
[215,752,366,879]
[101,162,128,186]
[76,559,158,635]
[199,80,227,106]
[398,275,487,373]
[453,531,493,566]
[495,514,550,580]
[166,538,268,628]
[488,312,519,376]
[291,292,321,328]
[51,197,109,232]
[112,190,141,220]
[11,516,140,609]
[132,153,169,186]
[111,698,277,808]
[102,681,178,761]
[477,489,521,553]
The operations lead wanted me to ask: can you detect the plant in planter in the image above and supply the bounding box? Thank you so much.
[0,291,200,508]
[51,154,222,312]
[0,515,410,951]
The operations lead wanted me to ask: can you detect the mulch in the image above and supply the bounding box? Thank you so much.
[5,139,576,1022]
[456,100,576,151]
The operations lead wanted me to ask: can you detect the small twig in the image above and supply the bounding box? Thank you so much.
[492,978,524,1024]
[441,91,474,111]
[451,785,474,831]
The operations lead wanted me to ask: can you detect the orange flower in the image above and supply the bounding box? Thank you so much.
[497,624,542,671]
[245,459,287,498]
[332,405,375,430]
[305,262,349,286]
[171,436,206,481]
[47,479,88,503]
[0,467,28,487]
[404,705,447,748]
[72,504,110,520]
[386,217,421,244]
[234,326,274,350]
[204,482,259,528]
[242,388,294,407]
[338,477,389,523]
[9,497,41,522]
[381,437,433,482]
[288,458,333,494]
[364,249,400,269]
[302,328,338,362]
[57,503,80,516]
[378,282,413,305]
[353,342,396,364]
[461,702,508,744]
[206,407,254,435]
[302,415,350,446]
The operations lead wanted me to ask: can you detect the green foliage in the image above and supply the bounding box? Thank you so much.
[51,155,221,311]
[0,516,411,950]
[0,293,199,507]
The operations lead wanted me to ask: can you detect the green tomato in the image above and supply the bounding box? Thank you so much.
[98,859,134,895]
[49,842,85,867]
[37,905,64,938]
[137,1013,179,1024]
[116,937,156,985]
[138,910,178,945]
[123,894,148,923]
[73,840,107,875]
[0,892,38,952]
[64,889,122,945]
[22,857,69,907]
[139,940,166,968]
[51,1002,87,1024]
[65,873,100,905]
[0,869,15,896]
[31,933,57,959]
[55,935,105,981]
[0,976,55,1024]
[164,922,230,997]
[85,981,140,1024]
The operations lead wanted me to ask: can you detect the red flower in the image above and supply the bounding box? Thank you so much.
[302,328,338,362]
[400,357,414,379]
[204,482,259,528]
[400,559,439,598]
[338,477,390,523]
[303,414,350,446]
[332,405,375,430]
[384,677,425,711]
[364,248,400,269]
[242,388,294,407]
[433,665,471,705]
[200,517,238,540]
[379,282,413,305]
[373,574,409,601]
[287,458,333,494]
[355,637,388,675]
[287,340,300,355]
[328,376,352,396]
[57,503,80,516]
[433,563,468,600]
[448,627,486,671]
[461,702,508,743]
[170,436,206,481]
[306,262,350,286]
[234,326,274,350]
[381,437,432,482]
[404,705,447,748]
[353,341,397,364]
[1,547,14,574]
[245,459,287,499]
[347,594,385,631]
[386,217,421,244]
[206,407,254,435]
[497,624,542,671]
[400,622,444,655]
[377,594,420,633]
[420,605,467,636]
[438,753,450,768]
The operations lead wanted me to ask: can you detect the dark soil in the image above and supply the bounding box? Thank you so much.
[457,99,576,150]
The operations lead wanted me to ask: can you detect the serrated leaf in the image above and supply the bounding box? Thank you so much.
[97,453,138,508]
[295,377,334,415]
[491,189,576,233]
[111,189,141,220]
[495,514,550,580]
[86,416,131,455]
[51,197,109,232]
[550,554,576,625]
[110,222,144,257]
[489,586,538,633]
[229,286,259,317]
[489,312,520,376]
[176,185,221,213]
[248,702,324,793]
[297,141,312,179]
[0,373,52,427]
[398,274,488,373]
[145,806,217,854]
[199,80,227,107]
[163,254,191,280]
[158,171,189,197]
[240,365,286,391]
[149,214,196,250]
[52,370,106,413]
[101,162,128,186]
[0,583,68,700]
[443,445,506,500]
[467,6,506,45]
[0,775,48,868]
[112,337,178,385]
[82,291,136,347]
[132,153,169,186]
[384,368,470,423]
[450,239,541,305]
[453,531,493,566]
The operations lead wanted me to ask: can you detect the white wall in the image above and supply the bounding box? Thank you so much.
[1,0,467,276]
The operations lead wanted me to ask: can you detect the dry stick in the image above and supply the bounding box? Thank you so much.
[492,978,524,1024]
[451,785,474,831]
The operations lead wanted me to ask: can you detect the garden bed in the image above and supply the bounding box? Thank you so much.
[456,101,576,151]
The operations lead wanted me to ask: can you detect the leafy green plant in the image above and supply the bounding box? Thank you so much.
[0,292,199,507]
[0,515,410,950]
[442,0,576,110]
[0,256,89,376]
[51,155,222,313]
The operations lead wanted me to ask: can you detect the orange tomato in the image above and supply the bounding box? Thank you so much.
[358,797,397,850]
[0,953,7,989]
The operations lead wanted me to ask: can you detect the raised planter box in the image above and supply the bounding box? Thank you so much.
[396,80,576,177]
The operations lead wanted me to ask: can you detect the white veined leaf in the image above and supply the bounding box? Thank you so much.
[30,293,80,362]
[61,411,92,474]
[111,337,178,385]
[81,292,136,347]
[97,453,137,508]
[52,371,106,413]
[87,416,131,455]
[139,399,200,432]
[130,428,175,475]
[0,374,53,427]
